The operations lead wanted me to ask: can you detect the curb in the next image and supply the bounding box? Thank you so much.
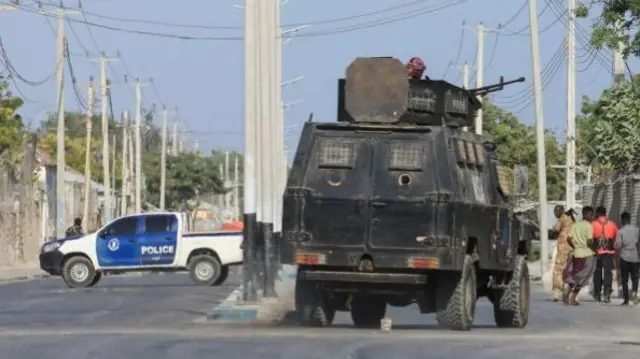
[207,287,259,322]
[0,272,51,283]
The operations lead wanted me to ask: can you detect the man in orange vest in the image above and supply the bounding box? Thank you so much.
[591,205,618,303]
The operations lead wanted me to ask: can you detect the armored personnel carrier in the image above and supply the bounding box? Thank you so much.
[280,57,532,331]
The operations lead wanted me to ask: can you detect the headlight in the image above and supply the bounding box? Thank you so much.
[42,241,61,253]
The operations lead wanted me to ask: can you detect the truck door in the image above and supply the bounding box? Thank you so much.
[303,137,373,248]
[139,214,179,266]
[368,139,437,250]
[96,216,142,267]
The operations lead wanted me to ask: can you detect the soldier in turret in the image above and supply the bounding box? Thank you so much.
[406,57,430,80]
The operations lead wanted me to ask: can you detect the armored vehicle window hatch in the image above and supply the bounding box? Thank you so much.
[283,56,531,331]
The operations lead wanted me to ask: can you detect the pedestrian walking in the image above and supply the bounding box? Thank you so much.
[563,206,596,306]
[552,205,574,301]
[615,211,639,306]
[591,206,618,303]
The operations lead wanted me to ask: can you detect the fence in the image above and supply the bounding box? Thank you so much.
[581,174,640,226]
[0,141,42,265]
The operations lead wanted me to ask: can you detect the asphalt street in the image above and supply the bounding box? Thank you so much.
[0,273,639,359]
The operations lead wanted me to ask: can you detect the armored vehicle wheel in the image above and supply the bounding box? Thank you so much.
[493,255,530,328]
[435,255,477,331]
[295,276,335,327]
[350,295,386,328]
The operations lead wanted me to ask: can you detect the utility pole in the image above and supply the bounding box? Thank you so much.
[566,0,577,211]
[528,0,550,290]
[160,106,176,210]
[127,123,134,212]
[121,110,129,216]
[234,155,240,221]
[89,54,119,223]
[82,77,95,232]
[243,0,259,302]
[134,78,150,213]
[51,6,79,237]
[465,23,500,135]
[613,21,626,84]
[111,131,116,217]
[172,120,178,155]
[224,151,231,216]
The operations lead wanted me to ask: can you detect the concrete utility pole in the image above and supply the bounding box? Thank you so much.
[179,120,187,153]
[52,6,79,237]
[234,155,240,221]
[172,120,178,155]
[111,131,116,216]
[613,21,626,84]
[565,0,577,211]
[224,151,231,214]
[89,54,119,223]
[82,77,95,232]
[528,0,550,290]
[127,123,134,211]
[243,0,259,302]
[121,110,129,216]
[134,78,150,213]
[160,106,176,210]
[465,23,500,135]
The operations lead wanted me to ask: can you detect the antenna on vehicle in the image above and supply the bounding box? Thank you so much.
[307,112,314,122]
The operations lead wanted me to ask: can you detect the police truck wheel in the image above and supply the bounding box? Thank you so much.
[88,272,102,287]
[435,255,477,331]
[213,266,229,286]
[61,256,97,289]
[350,295,386,328]
[493,255,530,328]
[188,255,222,286]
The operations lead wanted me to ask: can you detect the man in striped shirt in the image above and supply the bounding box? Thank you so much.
[591,206,618,303]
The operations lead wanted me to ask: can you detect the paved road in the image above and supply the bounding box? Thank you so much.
[1,275,640,359]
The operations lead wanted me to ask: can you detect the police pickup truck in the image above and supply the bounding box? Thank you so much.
[39,212,243,288]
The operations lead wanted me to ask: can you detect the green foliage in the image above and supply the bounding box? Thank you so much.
[0,78,26,166]
[576,1,640,57]
[483,103,566,200]
[145,152,226,210]
[577,76,640,173]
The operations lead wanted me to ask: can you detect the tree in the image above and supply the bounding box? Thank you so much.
[145,152,225,213]
[483,103,566,200]
[0,78,26,167]
[576,76,640,175]
[576,1,640,57]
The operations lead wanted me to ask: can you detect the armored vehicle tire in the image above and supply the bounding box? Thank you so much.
[188,255,222,286]
[493,255,530,328]
[350,295,387,328]
[435,255,477,331]
[295,277,335,327]
[62,256,97,289]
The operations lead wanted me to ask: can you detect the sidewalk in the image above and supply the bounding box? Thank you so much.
[0,262,49,283]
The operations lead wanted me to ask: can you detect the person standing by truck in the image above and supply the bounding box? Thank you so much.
[615,211,639,305]
[552,205,574,301]
[564,206,596,305]
[591,206,618,303]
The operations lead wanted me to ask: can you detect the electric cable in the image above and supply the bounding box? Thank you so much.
[442,23,465,80]
[65,39,88,111]
[500,0,552,36]
[0,35,54,86]
[483,32,499,71]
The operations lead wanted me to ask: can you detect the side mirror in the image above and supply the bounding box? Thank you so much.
[514,165,529,196]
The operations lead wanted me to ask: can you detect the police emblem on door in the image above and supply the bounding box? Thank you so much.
[108,238,119,252]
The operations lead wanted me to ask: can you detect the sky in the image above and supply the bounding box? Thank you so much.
[0,0,634,162]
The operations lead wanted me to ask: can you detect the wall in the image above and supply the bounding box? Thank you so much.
[581,175,640,226]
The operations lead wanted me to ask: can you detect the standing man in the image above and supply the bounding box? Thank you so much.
[564,206,596,305]
[591,205,618,303]
[552,205,574,301]
[615,211,639,305]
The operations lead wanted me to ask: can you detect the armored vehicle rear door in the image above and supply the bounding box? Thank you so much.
[368,137,441,250]
[302,137,374,248]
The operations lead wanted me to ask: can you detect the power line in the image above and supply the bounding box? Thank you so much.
[79,0,441,30]
[442,22,466,79]
[499,1,528,29]
[6,0,468,41]
[483,32,499,71]
[500,0,552,36]
[65,39,88,110]
[0,35,54,86]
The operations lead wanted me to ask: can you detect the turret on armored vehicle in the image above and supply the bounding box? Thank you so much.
[280,57,532,331]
